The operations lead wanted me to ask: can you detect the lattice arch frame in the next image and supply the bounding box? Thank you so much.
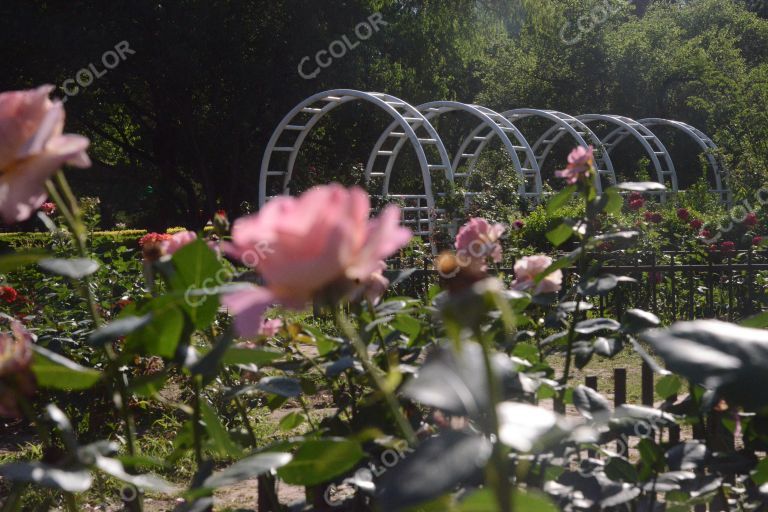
[259,89,453,236]
[577,114,678,195]
[365,101,543,201]
[637,118,728,204]
[456,109,617,193]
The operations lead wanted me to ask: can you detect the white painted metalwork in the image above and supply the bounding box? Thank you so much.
[637,118,728,204]
[366,101,543,201]
[260,89,730,238]
[458,109,617,193]
[577,114,677,195]
[259,89,452,236]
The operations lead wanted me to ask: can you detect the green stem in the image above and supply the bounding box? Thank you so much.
[192,376,203,466]
[335,309,416,445]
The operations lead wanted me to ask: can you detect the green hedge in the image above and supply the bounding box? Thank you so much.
[0,230,149,252]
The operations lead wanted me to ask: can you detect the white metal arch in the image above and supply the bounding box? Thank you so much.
[258,89,452,236]
[366,101,543,201]
[577,114,677,195]
[637,118,728,204]
[457,109,617,193]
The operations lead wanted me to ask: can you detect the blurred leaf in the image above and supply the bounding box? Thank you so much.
[600,187,624,216]
[32,346,101,390]
[641,320,768,408]
[547,185,577,214]
[199,452,292,491]
[278,412,306,432]
[125,296,185,358]
[594,337,623,357]
[497,402,565,452]
[605,457,639,483]
[0,462,92,492]
[376,431,490,510]
[257,376,302,398]
[278,439,364,486]
[200,401,241,458]
[169,239,224,328]
[575,318,620,334]
[88,315,151,347]
[93,455,178,494]
[622,309,661,334]
[546,223,574,247]
[221,347,283,366]
[666,441,708,471]
[616,182,667,192]
[39,258,99,279]
[573,385,611,421]
[0,251,46,273]
[656,374,682,400]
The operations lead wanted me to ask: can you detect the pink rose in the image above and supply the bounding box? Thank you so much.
[258,318,283,338]
[0,322,36,418]
[455,218,505,272]
[162,230,197,255]
[222,185,411,336]
[511,255,563,294]
[0,85,91,223]
[360,263,390,305]
[555,146,594,185]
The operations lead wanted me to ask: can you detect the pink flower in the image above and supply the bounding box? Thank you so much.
[161,230,197,255]
[455,218,506,272]
[677,208,690,221]
[0,85,91,224]
[139,232,173,261]
[555,146,594,185]
[744,212,758,228]
[360,264,390,305]
[720,241,736,255]
[0,322,36,418]
[222,185,411,336]
[511,255,563,294]
[40,202,56,215]
[258,318,283,338]
[512,220,525,231]
[690,219,703,231]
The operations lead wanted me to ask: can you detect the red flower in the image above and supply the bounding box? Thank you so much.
[512,220,525,231]
[644,212,662,223]
[629,199,645,211]
[0,287,18,304]
[629,192,644,201]
[139,232,173,262]
[744,212,758,228]
[138,232,172,248]
[720,241,736,255]
[676,208,690,221]
[753,236,763,246]
[701,229,713,239]
[690,219,703,231]
[40,202,56,215]
[708,243,719,254]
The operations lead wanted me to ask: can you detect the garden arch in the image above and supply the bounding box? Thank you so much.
[366,101,543,201]
[456,109,617,193]
[577,114,677,194]
[259,89,452,236]
[637,118,728,203]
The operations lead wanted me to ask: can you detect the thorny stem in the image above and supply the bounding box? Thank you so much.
[335,309,417,445]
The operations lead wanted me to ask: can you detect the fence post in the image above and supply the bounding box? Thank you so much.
[641,362,654,407]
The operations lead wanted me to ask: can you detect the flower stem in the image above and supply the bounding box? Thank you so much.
[335,309,416,445]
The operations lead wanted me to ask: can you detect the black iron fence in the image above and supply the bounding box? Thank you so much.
[390,250,768,323]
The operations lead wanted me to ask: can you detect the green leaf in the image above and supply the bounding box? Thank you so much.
[740,311,768,328]
[32,346,101,390]
[278,412,307,432]
[656,374,682,399]
[89,315,152,347]
[575,318,621,334]
[277,439,364,486]
[0,251,47,273]
[125,296,185,358]
[199,452,292,492]
[0,462,92,492]
[601,187,623,215]
[546,223,574,247]
[169,239,224,329]
[221,347,283,366]
[605,456,639,483]
[200,400,241,458]
[39,258,99,279]
[546,184,577,214]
